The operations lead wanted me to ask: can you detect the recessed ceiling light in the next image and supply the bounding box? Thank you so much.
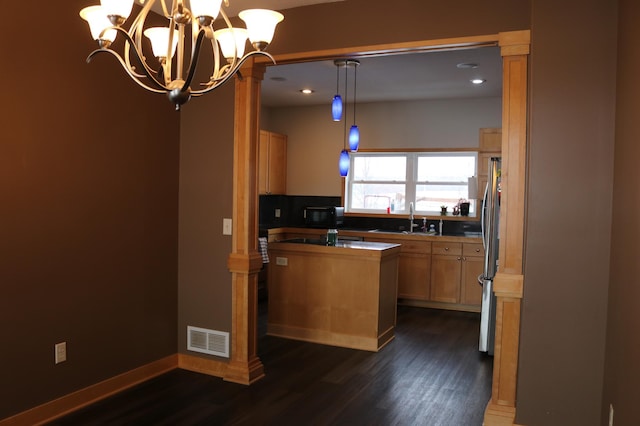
[471,79,486,85]
[457,63,479,69]
[300,89,314,94]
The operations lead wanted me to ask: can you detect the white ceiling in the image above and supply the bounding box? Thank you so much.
[137,0,342,17]
[262,47,502,107]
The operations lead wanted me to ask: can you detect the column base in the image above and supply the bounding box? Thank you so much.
[223,357,265,385]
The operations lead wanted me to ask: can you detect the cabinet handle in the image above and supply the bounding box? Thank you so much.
[475,248,480,252]
[457,257,461,261]
[462,257,466,261]
[444,247,449,251]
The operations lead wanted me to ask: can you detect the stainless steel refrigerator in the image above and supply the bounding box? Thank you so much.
[479,157,501,355]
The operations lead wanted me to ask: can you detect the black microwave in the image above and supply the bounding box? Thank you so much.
[304,206,344,228]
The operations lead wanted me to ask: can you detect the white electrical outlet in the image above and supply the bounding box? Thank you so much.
[223,218,232,235]
[276,256,288,266]
[55,342,67,364]
[275,208,281,218]
[609,404,614,426]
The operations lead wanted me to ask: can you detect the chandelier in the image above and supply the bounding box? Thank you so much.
[79,0,284,110]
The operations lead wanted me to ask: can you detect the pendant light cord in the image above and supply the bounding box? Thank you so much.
[353,63,357,124]
[343,63,348,149]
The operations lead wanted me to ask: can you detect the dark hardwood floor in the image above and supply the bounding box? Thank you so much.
[49,303,493,426]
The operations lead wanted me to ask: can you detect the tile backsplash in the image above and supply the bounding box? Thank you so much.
[259,195,481,237]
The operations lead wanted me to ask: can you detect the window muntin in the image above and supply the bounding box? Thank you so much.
[345,151,477,215]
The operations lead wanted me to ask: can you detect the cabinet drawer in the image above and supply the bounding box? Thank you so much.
[463,243,484,257]
[432,242,462,256]
[399,240,431,254]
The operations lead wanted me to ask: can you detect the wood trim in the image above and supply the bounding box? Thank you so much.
[484,403,517,425]
[257,34,500,65]
[0,355,178,426]
[224,59,265,385]
[267,324,393,352]
[498,30,531,56]
[493,273,524,298]
[178,353,228,378]
[399,299,482,313]
[492,298,522,406]
[483,29,530,426]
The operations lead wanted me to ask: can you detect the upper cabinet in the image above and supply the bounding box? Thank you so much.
[478,128,502,196]
[259,130,287,195]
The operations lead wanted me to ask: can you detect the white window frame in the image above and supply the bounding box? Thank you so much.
[344,150,478,215]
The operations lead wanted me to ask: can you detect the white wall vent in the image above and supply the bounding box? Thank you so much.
[187,326,229,358]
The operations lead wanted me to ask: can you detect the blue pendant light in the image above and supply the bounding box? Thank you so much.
[335,59,359,177]
[349,60,360,151]
[332,61,342,121]
[332,95,343,121]
[339,149,350,177]
[349,125,360,151]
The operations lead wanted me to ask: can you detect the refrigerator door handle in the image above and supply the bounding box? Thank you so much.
[481,182,489,250]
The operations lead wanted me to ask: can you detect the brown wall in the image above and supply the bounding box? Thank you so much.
[517,0,618,424]
[178,84,235,353]
[601,0,640,424]
[0,1,179,418]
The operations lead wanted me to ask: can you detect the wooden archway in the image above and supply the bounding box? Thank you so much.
[226,30,530,425]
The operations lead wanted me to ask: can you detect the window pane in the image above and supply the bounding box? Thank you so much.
[353,156,406,181]
[416,184,469,211]
[351,183,406,210]
[417,155,476,182]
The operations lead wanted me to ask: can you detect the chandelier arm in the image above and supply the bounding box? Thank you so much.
[87,48,167,94]
[115,26,167,89]
[87,28,167,92]
[160,0,172,18]
[191,50,275,96]
[179,28,208,92]
[123,0,155,76]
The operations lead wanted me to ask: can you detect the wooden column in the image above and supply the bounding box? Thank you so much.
[224,59,267,385]
[484,30,530,426]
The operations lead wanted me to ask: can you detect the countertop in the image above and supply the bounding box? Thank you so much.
[268,227,483,244]
[274,238,402,251]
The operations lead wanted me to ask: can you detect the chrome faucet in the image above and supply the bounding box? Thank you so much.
[408,202,418,232]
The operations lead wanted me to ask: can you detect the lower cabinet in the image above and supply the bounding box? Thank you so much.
[430,242,484,308]
[460,244,484,306]
[430,242,463,303]
[365,237,431,301]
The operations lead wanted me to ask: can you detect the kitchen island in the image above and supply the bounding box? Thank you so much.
[267,239,401,352]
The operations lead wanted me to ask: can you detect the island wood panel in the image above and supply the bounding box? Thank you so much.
[267,242,400,351]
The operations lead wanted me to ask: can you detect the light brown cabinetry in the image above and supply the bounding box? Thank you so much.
[430,242,463,303]
[431,242,484,308]
[460,243,484,306]
[259,130,287,195]
[477,128,501,198]
[268,228,483,312]
[267,240,400,352]
[366,237,431,300]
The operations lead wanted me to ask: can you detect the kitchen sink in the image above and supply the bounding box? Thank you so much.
[367,229,410,234]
